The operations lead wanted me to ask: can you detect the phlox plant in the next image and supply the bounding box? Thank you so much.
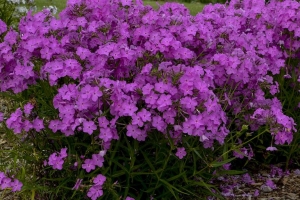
[0,0,300,199]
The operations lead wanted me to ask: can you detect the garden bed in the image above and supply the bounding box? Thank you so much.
[1,0,300,199]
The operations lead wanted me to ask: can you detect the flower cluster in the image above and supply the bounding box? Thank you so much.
[46,147,68,170]
[0,171,22,192]
[87,174,106,200]
[5,103,44,134]
[0,0,300,198]
[82,150,106,173]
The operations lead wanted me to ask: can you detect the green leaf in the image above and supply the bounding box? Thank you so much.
[241,125,249,131]
[189,180,224,199]
[112,159,129,174]
[210,157,236,168]
[159,179,189,198]
[189,180,215,188]
[141,150,156,172]
[111,170,126,178]
[131,168,163,176]
[167,171,186,182]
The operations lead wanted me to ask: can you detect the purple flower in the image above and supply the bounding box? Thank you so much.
[154,82,168,93]
[120,0,132,6]
[131,114,144,127]
[59,148,68,159]
[76,98,90,111]
[0,172,6,182]
[233,146,253,160]
[77,17,87,27]
[163,109,176,124]
[175,147,187,159]
[266,146,278,151]
[142,84,154,95]
[223,163,231,170]
[137,109,151,122]
[23,120,33,132]
[91,153,104,168]
[180,97,198,111]
[1,177,11,189]
[156,94,172,111]
[242,173,254,184]
[48,153,65,170]
[59,105,75,118]
[93,174,106,186]
[126,124,143,140]
[189,115,204,129]
[99,127,113,142]
[0,19,7,34]
[50,18,63,30]
[274,132,289,145]
[182,120,195,136]
[72,179,83,190]
[76,47,91,60]
[23,103,34,116]
[141,64,153,74]
[87,185,103,200]
[122,103,138,117]
[5,108,23,134]
[4,29,17,45]
[253,189,259,197]
[83,121,97,135]
[32,118,44,132]
[98,116,109,128]
[67,0,81,6]
[10,179,23,192]
[48,120,61,133]
[265,179,277,189]
[270,166,283,177]
[82,159,96,173]
[80,85,102,101]
[144,92,159,106]
[152,116,167,132]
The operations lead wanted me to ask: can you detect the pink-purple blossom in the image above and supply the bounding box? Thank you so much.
[175,147,187,159]
[0,172,22,192]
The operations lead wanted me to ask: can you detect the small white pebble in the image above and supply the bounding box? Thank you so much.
[260,185,273,193]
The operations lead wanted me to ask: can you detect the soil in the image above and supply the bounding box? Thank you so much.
[212,164,300,200]
[230,172,300,200]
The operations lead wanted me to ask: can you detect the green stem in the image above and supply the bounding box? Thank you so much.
[192,128,268,177]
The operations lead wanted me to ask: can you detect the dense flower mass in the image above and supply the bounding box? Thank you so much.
[0,0,300,198]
